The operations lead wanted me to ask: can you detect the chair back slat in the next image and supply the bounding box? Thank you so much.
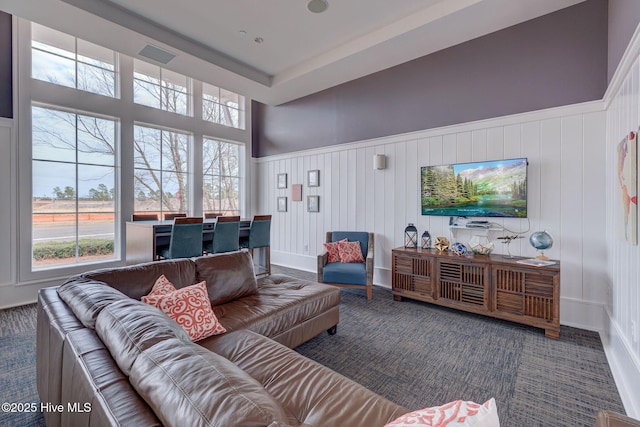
[132,213,159,221]
[174,217,203,225]
[164,213,187,221]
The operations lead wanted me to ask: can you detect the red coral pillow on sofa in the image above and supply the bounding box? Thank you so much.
[324,238,347,263]
[141,274,176,305]
[142,278,226,342]
[338,241,365,263]
[385,398,499,427]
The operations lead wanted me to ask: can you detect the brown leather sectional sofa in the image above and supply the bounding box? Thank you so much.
[37,251,409,427]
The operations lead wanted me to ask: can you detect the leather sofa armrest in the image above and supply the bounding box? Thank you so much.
[596,411,640,427]
[317,251,328,283]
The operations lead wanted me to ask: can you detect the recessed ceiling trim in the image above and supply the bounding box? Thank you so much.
[59,0,272,86]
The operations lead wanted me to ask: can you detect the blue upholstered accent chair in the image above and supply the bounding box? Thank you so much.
[206,215,240,254]
[317,231,374,300]
[241,215,272,276]
[159,217,203,259]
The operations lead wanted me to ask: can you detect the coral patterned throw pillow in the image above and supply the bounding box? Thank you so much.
[385,398,499,427]
[141,274,176,305]
[142,278,226,342]
[338,241,365,263]
[324,238,348,263]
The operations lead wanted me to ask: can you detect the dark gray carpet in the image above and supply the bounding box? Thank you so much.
[274,266,626,427]
[0,305,45,427]
[0,266,626,427]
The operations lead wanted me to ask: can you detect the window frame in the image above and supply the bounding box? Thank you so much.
[202,137,244,216]
[16,17,250,281]
[30,103,120,271]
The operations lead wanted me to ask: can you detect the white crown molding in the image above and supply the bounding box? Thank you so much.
[604,22,640,107]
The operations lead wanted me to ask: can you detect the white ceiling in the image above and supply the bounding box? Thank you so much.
[1,0,586,105]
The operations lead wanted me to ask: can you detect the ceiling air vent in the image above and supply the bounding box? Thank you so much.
[138,44,176,64]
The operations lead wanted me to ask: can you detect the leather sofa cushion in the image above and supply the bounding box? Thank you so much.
[322,262,367,285]
[200,330,409,426]
[211,274,340,338]
[130,338,292,427]
[57,278,129,329]
[95,299,190,376]
[195,251,258,306]
[80,258,197,300]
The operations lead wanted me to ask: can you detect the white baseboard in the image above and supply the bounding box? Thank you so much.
[559,297,606,332]
[272,251,317,273]
[601,314,640,419]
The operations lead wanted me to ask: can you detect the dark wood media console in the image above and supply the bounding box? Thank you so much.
[391,247,560,338]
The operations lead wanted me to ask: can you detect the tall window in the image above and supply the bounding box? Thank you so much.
[31,105,118,268]
[31,23,117,97]
[203,138,241,216]
[25,20,246,273]
[134,125,191,216]
[134,59,191,116]
[203,83,245,129]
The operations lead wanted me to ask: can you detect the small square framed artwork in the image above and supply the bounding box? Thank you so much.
[307,170,320,187]
[277,173,288,189]
[307,195,319,212]
[277,196,287,212]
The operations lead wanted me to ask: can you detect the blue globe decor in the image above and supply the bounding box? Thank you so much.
[451,242,468,256]
[530,231,553,260]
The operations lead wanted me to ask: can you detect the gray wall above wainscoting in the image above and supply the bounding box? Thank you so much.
[252,0,608,158]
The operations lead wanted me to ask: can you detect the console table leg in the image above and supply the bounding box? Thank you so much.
[393,294,403,302]
[545,328,559,339]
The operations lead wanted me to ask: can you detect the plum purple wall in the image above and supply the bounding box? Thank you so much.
[0,12,12,119]
[252,0,608,158]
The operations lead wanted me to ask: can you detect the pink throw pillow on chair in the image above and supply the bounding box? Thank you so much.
[338,241,365,263]
[324,238,347,263]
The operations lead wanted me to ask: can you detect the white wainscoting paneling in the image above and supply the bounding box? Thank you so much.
[254,101,606,332]
[603,25,640,418]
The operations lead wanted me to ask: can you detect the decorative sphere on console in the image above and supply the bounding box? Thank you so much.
[529,231,553,251]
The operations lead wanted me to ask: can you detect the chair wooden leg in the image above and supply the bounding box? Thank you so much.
[367,284,372,300]
[266,246,271,275]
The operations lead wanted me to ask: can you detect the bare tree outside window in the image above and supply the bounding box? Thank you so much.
[134,125,190,216]
[31,105,117,268]
[203,138,240,216]
[203,83,245,129]
[29,22,245,270]
[133,59,190,116]
[32,23,117,98]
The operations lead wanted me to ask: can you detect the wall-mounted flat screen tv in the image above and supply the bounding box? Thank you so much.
[421,158,528,218]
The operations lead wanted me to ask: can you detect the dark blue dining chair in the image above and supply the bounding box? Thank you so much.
[242,215,271,276]
[159,217,203,259]
[206,216,240,254]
